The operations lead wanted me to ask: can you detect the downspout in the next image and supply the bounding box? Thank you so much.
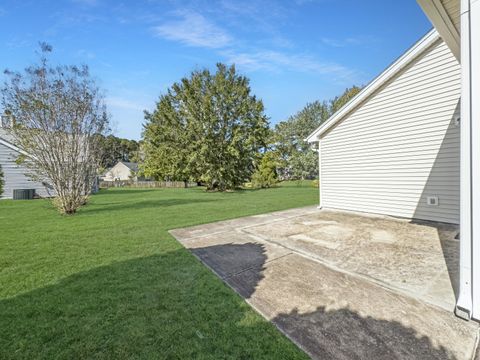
[469,0,480,320]
[456,0,477,320]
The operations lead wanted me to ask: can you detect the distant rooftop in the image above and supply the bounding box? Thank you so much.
[120,161,138,172]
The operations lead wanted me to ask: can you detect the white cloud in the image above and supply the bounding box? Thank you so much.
[106,97,148,112]
[148,4,362,83]
[321,36,377,48]
[5,36,31,49]
[221,49,359,81]
[152,10,232,49]
[76,49,96,59]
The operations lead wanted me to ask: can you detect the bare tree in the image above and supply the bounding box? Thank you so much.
[1,43,109,214]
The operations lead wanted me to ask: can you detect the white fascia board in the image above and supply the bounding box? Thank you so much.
[0,137,30,157]
[305,30,440,143]
[417,0,461,61]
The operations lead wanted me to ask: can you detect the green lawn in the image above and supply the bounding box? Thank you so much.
[0,183,317,359]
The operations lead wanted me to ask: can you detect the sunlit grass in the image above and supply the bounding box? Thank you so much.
[0,183,316,359]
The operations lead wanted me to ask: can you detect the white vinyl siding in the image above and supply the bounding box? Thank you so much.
[103,163,134,181]
[320,39,460,224]
[0,141,54,199]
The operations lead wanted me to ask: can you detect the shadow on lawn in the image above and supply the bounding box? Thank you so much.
[0,243,457,360]
[82,198,219,215]
[0,249,305,360]
[96,189,158,195]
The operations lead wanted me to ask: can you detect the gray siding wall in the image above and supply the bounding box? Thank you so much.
[0,141,55,199]
[320,39,460,224]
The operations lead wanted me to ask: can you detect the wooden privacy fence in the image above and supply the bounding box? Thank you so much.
[100,181,198,189]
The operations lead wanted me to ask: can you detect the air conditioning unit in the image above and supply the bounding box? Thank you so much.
[13,189,35,200]
[427,196,439,206]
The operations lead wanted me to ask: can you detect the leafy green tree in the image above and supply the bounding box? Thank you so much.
[0,165,4,196]
[96,134,140,169]
[251,152,278,188]
[273,86,361,180]
[274,101,329,180]
[143,64,269,190]
[330,86,362,114]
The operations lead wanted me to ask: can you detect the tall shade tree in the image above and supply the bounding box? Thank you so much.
[143,64,269,190]
[274,86,361,180]
[1,43,109,214]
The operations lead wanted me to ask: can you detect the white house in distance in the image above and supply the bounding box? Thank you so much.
[102,161,139,182]
[0,125,55,199]
[307,0,479,320]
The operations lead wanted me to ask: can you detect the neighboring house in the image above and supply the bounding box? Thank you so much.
[307,0,479,320]
[102,161,139,181]
[0,128,55,199]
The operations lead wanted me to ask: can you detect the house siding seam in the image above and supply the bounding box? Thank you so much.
[0,141,54,199]
[320,39,461,224]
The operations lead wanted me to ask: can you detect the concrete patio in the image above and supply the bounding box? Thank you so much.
[170,207,479,359]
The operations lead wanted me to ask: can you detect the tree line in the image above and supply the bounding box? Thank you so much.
[142,63,361,190]
[1,44,360,214]
[273,86,361,181]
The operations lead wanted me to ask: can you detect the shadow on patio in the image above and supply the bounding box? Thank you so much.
[172,210,479,359]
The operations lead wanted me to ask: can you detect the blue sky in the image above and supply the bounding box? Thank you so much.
[0,0,431,140]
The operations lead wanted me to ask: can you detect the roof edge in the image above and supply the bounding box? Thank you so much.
[417,0,460,61]
[0,136,30,157]
[306,29,440,142]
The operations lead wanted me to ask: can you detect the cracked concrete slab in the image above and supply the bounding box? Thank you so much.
[228,253,478,360]
[179,231,291,279]
[239,209,459,311]
[170,207,479,360]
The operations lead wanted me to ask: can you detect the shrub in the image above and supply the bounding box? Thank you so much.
[251,152,278,189]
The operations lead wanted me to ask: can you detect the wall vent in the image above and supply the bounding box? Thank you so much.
[427,196,439,206]
[454,115,461,127]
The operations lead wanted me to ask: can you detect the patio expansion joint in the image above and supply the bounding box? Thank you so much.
[172,207,460,316]
[168,206,318,242]
[223,252,294,281]
[421,266,451,298]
